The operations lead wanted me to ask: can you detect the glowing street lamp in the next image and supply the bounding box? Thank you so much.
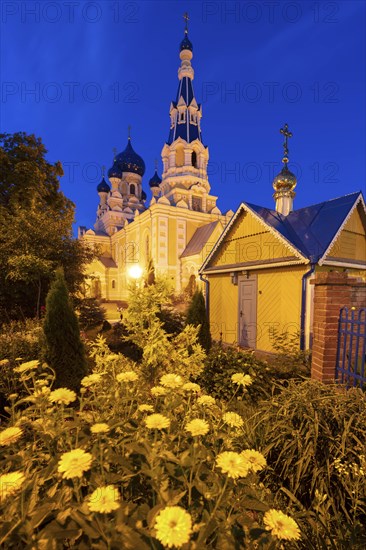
[128,265,143,280]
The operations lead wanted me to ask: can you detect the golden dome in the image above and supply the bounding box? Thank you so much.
[272,164,297,192]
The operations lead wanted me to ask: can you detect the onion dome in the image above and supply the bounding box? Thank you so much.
[116,139,145,176]
[97,177,110,193]
[272,164,297,192]
[108,162,122,179]
[108,139,145,178]
[149,169,162,188]
[180,33,193,52]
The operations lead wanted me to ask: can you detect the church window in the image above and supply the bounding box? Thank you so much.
[130,184,135,195]
[176,146,184,167]
[112,280,116,289]
[178,111,185,123]
[145,235,150,260]
[192,196,202,212]
[191,151,197,168]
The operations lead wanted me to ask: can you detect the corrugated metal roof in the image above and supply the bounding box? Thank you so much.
[181,221,220,258]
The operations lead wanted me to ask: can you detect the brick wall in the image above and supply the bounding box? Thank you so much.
[310,272,366,383]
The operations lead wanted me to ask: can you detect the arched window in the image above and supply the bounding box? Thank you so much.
[130,184,135,195]
[191,151,197,168]
[112,280,116,289]
[145,235,150,260]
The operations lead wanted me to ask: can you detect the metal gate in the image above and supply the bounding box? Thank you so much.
[335,307,366,388]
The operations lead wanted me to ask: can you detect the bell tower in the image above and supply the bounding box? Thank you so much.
[159,14,220,215]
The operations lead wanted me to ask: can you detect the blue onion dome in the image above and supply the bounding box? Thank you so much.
[180,33,193,52]
[115,139,145,176]
[97,177,110,193]
[141,189,147,201]
[149,169,162,188]
[273,164,297,191]
[108,162,122,179]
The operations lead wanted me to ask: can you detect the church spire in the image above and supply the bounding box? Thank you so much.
[167,14,202,144]
[272,124,297,216]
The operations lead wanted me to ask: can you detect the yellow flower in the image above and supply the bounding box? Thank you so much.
[155,506,192,548]
[81,374,102,387]
[145,414,170,430]
[222,412,244,428]
[182,382,201,392]
[216,451,250,479]
[14,360,39,374]
[185,419,209,437]
[90,423,110,434]
[263,509,301,540]
[88,485,120,513]
[160,374,183,388]
[138,404,154,413]
[231,373,253,387]
[0,359,10,366]
[58,449,93,479]
[241,450,267,473]
[0,426,22,446]
[197,395,216,407]
[116,371,138,383]
[0,471,25,503]
[151,386,167,396]
[49,388,77,405]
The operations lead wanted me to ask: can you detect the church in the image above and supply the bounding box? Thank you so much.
[79,20,233,300]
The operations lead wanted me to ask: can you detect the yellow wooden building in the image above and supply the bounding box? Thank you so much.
[200,126,366,352]
[79,25,232,299]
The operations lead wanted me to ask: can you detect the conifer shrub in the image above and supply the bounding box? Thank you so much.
[186,290,212,352]
[43,269,87,391]
[75,297,106,330]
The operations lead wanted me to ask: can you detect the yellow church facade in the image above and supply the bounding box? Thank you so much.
[80,25,233,300]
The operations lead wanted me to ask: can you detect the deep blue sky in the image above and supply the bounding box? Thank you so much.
[1,1,365,232]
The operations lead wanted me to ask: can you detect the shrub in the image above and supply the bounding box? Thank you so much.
[198,344,309,406]
[250,380,366,547]
[0,320,44,415]
[75,297,106,330]
[186,290,211,352]
[43,269,87,391]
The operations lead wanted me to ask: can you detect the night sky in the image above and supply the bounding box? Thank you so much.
[1,1,365,233]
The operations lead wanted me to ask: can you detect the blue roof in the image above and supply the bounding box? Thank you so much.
[97,177,110,193]
[246,192,363,263]
[108,139,145,178]
[180,33,193,52]
[167,76,202,144]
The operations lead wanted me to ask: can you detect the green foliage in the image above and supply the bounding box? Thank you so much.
[0,320,44,413]
[271,328,311,369]
[199,344,309,406]
[0,132,94,321]
[121,280,206,383]
[43,270,87,391]
[186,290,212,352]
[75,297,106,330]
[250,380,366,547]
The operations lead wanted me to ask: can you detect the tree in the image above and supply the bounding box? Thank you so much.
[0,132,93,321]
[186,290,212,352]
[43,269,87,391]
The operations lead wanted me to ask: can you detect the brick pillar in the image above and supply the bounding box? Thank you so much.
[310,272,352,383]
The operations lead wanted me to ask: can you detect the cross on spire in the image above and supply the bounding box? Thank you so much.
[128,124,131,140]
[112,147,117,161]
[183,12,189,33]
[101,165,105,177]
[280,123,293,164]
[154,158,158,171]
